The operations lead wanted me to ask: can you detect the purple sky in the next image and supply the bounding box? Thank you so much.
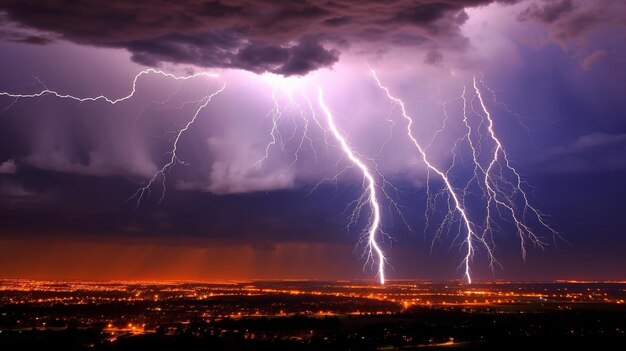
[0,0,625,281]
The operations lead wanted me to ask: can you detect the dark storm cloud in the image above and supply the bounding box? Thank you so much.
[519,0,574,23]
[519,0,626,44]
[0,159,17,174]
[0,12,56,45]
[6,34,53,45]
[393,2,458,25]
[0,0,520,75]
[424,50,444,65]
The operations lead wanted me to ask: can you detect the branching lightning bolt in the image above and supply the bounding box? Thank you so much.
[0,68,218,104]
[318,87,386,284]
[128,84,226,206]
[0,69,222,206]
[370,70,557,283]
[472,76,557,258]
[255,85,285,167]
[0,63,557,285]
[254,77,405,283]
[371,70,482,283]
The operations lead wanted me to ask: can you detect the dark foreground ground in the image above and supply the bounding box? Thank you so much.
[2,305,625,350]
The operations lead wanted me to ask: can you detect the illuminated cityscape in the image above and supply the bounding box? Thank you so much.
[1,280,625,349]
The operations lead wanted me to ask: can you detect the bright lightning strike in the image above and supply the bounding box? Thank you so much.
[371,70,557,283]
[472,76,557,258]
[255,75,393,284]
[371,70,482,284]
[254,74,321,171]
[318,88,386,284]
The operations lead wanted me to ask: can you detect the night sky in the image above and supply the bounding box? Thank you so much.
[0,0,625,282]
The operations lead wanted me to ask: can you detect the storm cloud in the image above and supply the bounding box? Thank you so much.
[519,0,626,44]
[0,0,521,76]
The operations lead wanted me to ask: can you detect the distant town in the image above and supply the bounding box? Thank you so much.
[1,279,625,350]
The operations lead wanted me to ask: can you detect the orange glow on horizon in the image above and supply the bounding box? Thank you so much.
[0,238,367,281]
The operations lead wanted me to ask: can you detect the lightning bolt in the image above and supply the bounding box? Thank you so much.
[255,85,285,167]
[254,77,321,171]
[0,63,556,284]
[318,87,386,284]
[0,68,218,104]
[371,70,482,283]
[472,76,557,258]
[0,69,222,206]
[286,91,318,170]
[252,78,399,283]
[128,84,226,206]
[370,69,557,283]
